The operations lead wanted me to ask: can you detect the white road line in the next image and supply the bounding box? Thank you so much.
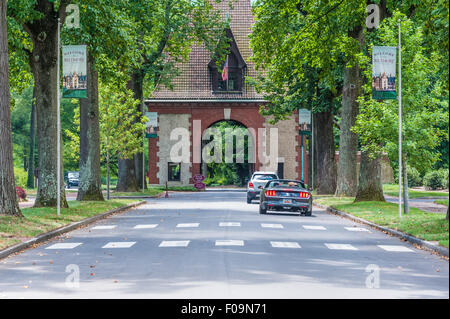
[176,223,200,228]
[46,243,83,250]
[377,245,414,252]
[159,240,190,247]
[303,225,327,230]
[270,241,301,248]
[261,223,284,229]
[219,222,241,227]
[215,240,244,246]
[345,227,370,232]
[325,243,358,250]
[102,242,136,249]
[133,224,159,229]
[91,225,117,230]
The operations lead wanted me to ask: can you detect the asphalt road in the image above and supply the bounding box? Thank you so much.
[0,191,448,299]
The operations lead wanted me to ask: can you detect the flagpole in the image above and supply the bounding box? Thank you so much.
[57,18,61,217]
[398,20,402,219]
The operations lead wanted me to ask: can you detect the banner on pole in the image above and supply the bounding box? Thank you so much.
[62,45,87,98]
[145,112,158,138]
[372,46,397,100]
[298,109,311,132]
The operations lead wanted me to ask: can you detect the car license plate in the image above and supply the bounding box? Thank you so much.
[283,199,292,204]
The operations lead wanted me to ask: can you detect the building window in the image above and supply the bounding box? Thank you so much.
[208,29,247,93]
[215,54,243,92]
[168,162,181,182]
[277,163,284,179]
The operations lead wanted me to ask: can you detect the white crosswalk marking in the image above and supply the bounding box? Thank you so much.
[377,245,414,252]
[303,225,327,230]
[345,227,370,232]
[176,223,200,228]
[325,243,358,250]
[219,222,241,227]
[46,243,82,250]
[261,223,284,229]
[215,240,244,246]
[91,225,117,230]
[270,241,301,248]
[102,242,136,249]
[159,240,190,247]
[133,224,158,229]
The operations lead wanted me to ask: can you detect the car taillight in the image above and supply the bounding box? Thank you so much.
[266,190,277,197]
[299,192,310,199]
[248,182,254,188]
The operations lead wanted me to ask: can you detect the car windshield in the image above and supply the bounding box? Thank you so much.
[268,180,305,188]
[253,174,277,181]
[68,172,79,179]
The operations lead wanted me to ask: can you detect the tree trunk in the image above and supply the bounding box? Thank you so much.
[335,26,364,197]
[132,71,147,190]
[314,110,337,194]
[27,86,37,189]
[116,71,144,192]
[77,52,104,201]
[354,151,385,202]
[116,158,140,192]
[26,2,68,208]
[402,153,409,214]
[0,0,22,217]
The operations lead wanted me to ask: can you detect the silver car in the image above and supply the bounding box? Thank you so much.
[246,171,278,203]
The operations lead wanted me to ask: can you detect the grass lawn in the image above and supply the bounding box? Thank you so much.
[383,184,449,199]
[434,199,449,206]
[0,199,137,251]
[314,196,449,248]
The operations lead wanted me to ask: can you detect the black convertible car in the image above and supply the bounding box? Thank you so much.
[259,179,312,216]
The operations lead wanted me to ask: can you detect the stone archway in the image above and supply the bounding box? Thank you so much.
[200,119,256,186]
[189,103,265,184]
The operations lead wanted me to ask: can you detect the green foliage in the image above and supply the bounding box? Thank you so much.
[423,170,447,190]
[66,76,146,163]
[13,167,28,188]
[353,11,449,173]
[99,79,146,161]
[406,166,422,188]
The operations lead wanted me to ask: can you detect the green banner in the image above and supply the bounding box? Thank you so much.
[372,46,397,100]
[62,45,87,99]
[145,112,158,138]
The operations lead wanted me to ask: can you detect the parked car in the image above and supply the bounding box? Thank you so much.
[259,179,312,216]
[247,171,278,203]
[65,171,79,188]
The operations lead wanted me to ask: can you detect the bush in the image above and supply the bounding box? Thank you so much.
[13,167,28,188]
[423,170,446,190]
[15,186,27,201]
[406,166,422,187]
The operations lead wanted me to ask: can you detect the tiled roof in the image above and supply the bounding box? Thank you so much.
[147,0,264,101]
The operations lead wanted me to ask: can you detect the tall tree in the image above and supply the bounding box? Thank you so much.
[335,24,364,197]
[8,0,70,207]
[353,9,448,205]
[250,0,366,194]
[0,0,22,217]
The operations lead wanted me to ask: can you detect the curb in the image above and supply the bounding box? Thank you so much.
[314,203,449,258]
[0,200,146,261]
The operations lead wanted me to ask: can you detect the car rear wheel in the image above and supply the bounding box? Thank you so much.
[304,210,312,216]
[247,196,252,204]
[259,205,267,214]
